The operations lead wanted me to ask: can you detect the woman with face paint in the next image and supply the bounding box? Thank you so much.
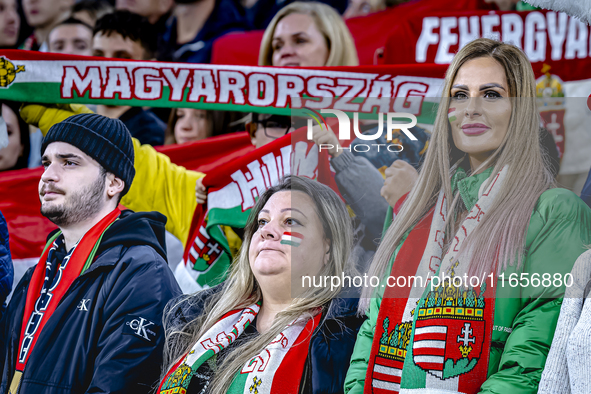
[158,175,364,394]
[344,38,591,393]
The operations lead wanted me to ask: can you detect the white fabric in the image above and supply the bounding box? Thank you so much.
[539,249,591,394]
[174,261,205,294]
[524,0,591,25]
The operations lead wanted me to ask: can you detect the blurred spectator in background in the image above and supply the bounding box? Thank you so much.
[243,0,347,31]
[246,113,295,149]
[165,109,243,145]
[0,102,31,172]
[47,17,93,55]
[21,0,73,50]
[72,0,113,27]
[259,1,358,67]
[0,209,13,318]
[116,0,172,39]
[92,11,166,146]
[343,0,384,18]
[158,0,248,64]
[0,0,19,48]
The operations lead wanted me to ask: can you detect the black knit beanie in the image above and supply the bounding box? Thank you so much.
[41,113,135,197]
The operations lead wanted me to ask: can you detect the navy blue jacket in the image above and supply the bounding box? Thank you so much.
[245,0,347,30]
[119,107,166,146]
[0,211,13,315]
[302,297,365,394]
[158,0,249,64]
[0,210,181,394]
[166,286,365,394]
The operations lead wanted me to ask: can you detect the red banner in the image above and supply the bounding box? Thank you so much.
[382,9,591,83]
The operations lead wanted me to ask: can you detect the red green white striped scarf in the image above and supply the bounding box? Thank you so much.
[365,167,507,394]
[10,208,120,394]
[159,303,321,394]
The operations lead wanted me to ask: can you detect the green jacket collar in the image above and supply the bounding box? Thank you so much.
[451,166,495,211]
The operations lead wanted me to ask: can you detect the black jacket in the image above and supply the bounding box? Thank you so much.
[119,107,166,147]
[166,286,365,394]
[0,210,13,315]
[0,210,182,394]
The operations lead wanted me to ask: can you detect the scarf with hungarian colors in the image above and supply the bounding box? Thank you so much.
[9,208,120,394]
[365,166,507,394]
[159,303,321,394]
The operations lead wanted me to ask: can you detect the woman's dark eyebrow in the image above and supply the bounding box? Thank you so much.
[451,83,506,91]
[259,208,307,217]
[479,83,506,91]
[281,208,307,218]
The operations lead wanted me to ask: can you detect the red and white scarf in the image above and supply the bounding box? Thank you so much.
[159,303,321,394]
[365,166,507,393]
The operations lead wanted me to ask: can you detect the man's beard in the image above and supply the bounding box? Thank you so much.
[41,171,107,228]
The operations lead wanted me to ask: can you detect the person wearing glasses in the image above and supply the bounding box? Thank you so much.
[246,113,295,148]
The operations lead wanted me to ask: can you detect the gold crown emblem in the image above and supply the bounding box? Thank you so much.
[417,270,486,322]
[378,318,412,361]
[536,64,564,99]
[0,57,25,88]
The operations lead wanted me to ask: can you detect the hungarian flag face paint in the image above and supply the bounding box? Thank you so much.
[281,232,304,247]
[448,107,457,122]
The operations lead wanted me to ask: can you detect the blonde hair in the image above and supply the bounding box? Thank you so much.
[361,38,555,307]
[258,1,359,67]
[161,176,354,393]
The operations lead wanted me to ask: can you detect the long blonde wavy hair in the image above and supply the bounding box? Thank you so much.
[361,38,555,307]
[161,175,353,393]
[258,1,359,67]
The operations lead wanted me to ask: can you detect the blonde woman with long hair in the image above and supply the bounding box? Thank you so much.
[158,175,364,394]
[344,37,591,393]
[258,1,359,67]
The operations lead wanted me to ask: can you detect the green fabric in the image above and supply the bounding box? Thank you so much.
[516,1,540,11]
[81,219,118,274]
[344,173,591,394]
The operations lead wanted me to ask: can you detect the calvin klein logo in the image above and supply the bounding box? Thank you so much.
[77,299,90,311]
[124,316,158,342]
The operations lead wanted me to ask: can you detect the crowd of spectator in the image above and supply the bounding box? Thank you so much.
[0,0,543,174]
[2,0,591,393]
